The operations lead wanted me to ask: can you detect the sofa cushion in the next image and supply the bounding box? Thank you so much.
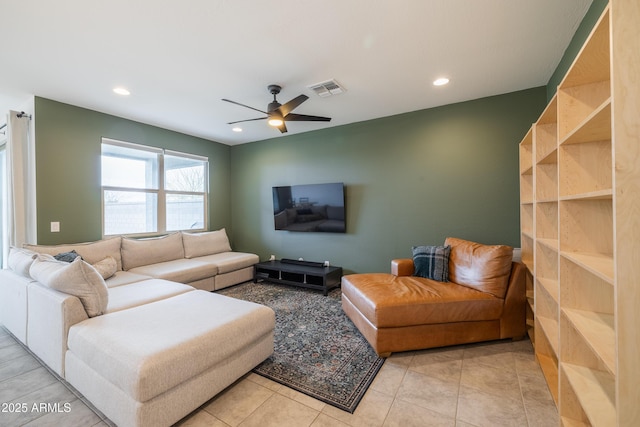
[194,252,259,274]
[24,237,123,271]
[121,232,184,270]
[67,290,275,402]
[182,229,232,258]
[104,271,153,288]
[342,273,503,328]
[106,279,194,313]
[29,255,109,317]
[445,237,513,299]
[412,245,451,282]
[128,258,217,283]
[8,247,37,278]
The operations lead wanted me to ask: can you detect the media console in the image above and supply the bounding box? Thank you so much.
[254,259,342,296]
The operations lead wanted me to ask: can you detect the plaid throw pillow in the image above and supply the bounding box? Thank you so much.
[412,245,451,282]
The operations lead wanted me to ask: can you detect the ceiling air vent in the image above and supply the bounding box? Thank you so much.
[307,79,346,97]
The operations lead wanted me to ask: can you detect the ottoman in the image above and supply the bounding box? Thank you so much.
[65,290,275,427]
[342,273,505,357]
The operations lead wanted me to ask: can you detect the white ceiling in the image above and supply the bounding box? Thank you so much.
[0,0,591,145]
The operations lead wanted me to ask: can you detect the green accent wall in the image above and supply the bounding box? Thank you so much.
[229,87,547,274]
[546,0,609,100]
[34,97,231,245]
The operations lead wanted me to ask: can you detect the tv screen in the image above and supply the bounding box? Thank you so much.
[273,182,346,233]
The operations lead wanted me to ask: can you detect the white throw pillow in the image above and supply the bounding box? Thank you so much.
[8,247,38,278]
[92,256,118,280]
[29,255,109,317]
[182,229,232,258]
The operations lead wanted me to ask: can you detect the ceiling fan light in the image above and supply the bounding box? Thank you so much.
[113,87,131,96]
[268,118,283,127]
[433,77,449,86]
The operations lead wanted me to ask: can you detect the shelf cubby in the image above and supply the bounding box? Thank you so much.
[560,271,616,426]
[559,199,612,257]
[536,242,558,294]
[535,97,558,205]
[519,128,533,174]
[559,368,597,426]
[560,256,614,312]
[521,233,534,272]
[557,4,609,142]
[559,256,615,376]
[536,162,558,202]
[525,268,535,344]
[521,203,534,238]
[559,139,611,198]
[560,7,610,89]
[561,99,611,146]
[536,283,559,356]
[561,337,615,427]
[562,308,615,376]
[560,314,612,377]
[520,174,533,204]
[536,123,557,164]
[536,202,558,242]
[558,82,611,141]
[560,251,614,286]
[536,327,559,404]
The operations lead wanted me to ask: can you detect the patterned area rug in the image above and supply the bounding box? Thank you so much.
[218,281,384,413]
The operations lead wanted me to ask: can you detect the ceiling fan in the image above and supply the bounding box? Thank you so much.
[222,84,331,133]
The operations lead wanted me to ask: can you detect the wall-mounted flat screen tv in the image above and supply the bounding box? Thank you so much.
[273,182,345,233]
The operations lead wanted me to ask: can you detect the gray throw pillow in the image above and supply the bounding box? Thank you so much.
[54,250,81,262]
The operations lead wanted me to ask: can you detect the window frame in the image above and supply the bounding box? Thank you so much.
[101,138,209,238]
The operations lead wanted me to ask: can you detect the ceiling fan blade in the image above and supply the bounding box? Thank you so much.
[277,122,288,133]
[227,117,267,125]
[283,113,331,122]
[222,98,268,115]
[277,95,309,117]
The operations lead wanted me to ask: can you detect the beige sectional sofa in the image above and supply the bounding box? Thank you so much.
[0,229,274,427]
[24,228,258,292]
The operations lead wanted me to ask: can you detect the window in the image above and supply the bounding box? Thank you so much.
[101,139,208,236]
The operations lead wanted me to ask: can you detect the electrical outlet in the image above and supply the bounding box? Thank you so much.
[50,222,60,232]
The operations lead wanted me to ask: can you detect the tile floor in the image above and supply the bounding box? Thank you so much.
[0,325,558,426]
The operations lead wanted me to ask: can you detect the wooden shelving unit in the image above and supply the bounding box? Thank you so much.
[518,3,639,425]
[535,93,560,404]
[519,128,535,344]
[557,8,614,425]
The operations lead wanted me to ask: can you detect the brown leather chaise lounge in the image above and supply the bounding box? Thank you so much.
[341,237,526,357]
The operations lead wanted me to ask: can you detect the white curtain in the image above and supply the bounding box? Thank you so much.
[2,110,37,266]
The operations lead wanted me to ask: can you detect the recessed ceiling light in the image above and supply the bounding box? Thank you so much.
[113,87,130,96]
[433,78,449,86]
[232,127,242,132]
